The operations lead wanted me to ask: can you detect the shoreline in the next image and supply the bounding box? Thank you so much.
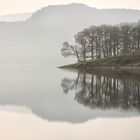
[59,65,140,82]
[59,65,140,74]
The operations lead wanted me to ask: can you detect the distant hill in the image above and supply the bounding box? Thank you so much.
[0,3,140,65]
[0,13,32,22]
[31,3,140,27]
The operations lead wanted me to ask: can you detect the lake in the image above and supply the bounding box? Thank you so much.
[0,64,140,140]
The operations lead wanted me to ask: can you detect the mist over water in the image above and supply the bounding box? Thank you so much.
[0,64,140,120]
[0,3,140,140]
[0,65,140,139]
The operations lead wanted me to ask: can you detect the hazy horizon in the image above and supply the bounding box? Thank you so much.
[2,3,140,16]
[1,3,140,23]
[1,0,140,16]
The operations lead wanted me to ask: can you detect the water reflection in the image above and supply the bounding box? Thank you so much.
[0,65,139,123]
[61,70,140,111]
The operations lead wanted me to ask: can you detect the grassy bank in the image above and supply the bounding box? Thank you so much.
[60,52,140,71]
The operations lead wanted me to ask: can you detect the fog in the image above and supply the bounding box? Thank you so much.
[0,3,140,66]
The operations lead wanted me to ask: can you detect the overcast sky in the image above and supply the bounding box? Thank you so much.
[0,0,140,15]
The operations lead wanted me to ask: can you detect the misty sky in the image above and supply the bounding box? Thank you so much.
[0,0,140,16]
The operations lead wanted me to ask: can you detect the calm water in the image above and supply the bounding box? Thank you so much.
[0,64,140,140]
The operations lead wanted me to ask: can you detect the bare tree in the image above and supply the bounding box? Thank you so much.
[61,42,80,62]
[74,31,88,61]
[61,20,140,62]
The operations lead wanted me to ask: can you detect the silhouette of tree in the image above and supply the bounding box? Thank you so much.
[61,20,140,62]
[61,41,80,62]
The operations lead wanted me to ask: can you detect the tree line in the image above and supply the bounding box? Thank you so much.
[61,21,140,62]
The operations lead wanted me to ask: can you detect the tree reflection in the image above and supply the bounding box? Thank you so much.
[61,71,140,111]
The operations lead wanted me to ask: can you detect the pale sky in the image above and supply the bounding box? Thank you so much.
[0,0,140,16]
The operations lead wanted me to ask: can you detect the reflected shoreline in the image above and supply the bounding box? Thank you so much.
[61,69,140,112]
[0,65,139,123]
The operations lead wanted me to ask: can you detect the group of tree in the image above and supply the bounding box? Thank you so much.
[61,21,140,62]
